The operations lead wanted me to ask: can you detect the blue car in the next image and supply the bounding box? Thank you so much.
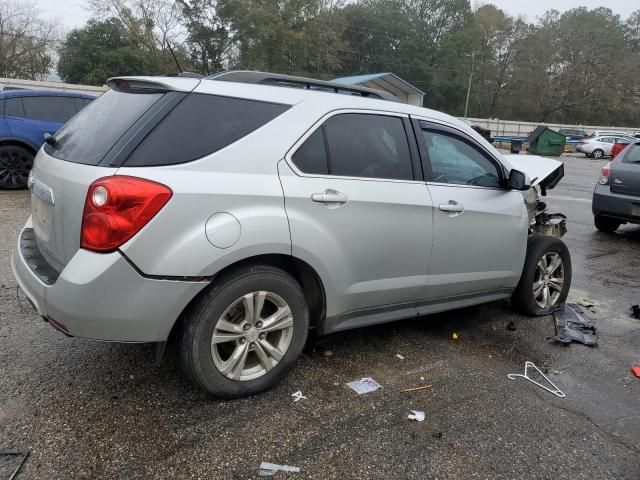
[0,90,94,189]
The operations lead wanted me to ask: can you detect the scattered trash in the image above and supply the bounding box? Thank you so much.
[577,297,595,309]
[0,451,29,480]
[259,462,300,476]
[507,321,516,331]
[631,366,640,379]
[396,354,405,360]
[452,332,459,340]
[400,385,433,393]
[551,369,563,375]
[291,391,307,402]
[407,410,425,422]
[346,377,382,395]
[550,303,597,346]
[631,305,640,320]
[432,432,443,439]
[508,361,565,398]
[323,350,333,358]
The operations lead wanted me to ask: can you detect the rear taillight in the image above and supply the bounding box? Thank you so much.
[81,176,172,252]
[599,161,611,185]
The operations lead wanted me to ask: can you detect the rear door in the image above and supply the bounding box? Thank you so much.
[279,111,433,316]
[610,142,640,199]
[414,120,528,299]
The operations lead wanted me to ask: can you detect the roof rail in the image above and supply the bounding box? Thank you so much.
[207,70,399,102]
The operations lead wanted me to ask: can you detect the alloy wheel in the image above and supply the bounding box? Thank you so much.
[533,252,565,309]
[592,149,604,159]
[0,148,32,189]
[211,291,294,381]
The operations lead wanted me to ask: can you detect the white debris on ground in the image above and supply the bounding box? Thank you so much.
[259,462,301,476]
[408,410,425,422]
[346,377,382,394]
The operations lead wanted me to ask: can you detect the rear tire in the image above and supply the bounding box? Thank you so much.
[0,145,34,189]
[179,264,309,398]
[594,215,621,232]
[512,235,572,316]
[592,149,604,159]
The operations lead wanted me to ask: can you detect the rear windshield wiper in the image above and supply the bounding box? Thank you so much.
[44,132,57,146]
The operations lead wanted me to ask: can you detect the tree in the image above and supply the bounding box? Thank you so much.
[0,0,58,79]
[57,18,159,84]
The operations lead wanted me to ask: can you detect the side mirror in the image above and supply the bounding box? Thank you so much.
[508,169,530,191]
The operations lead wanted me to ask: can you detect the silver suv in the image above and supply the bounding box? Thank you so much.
[12,72,571,398]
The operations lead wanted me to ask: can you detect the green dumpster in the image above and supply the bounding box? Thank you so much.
[525,126,566,156]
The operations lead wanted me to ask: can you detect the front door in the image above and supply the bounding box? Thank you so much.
[278,111,434,318]
[414,119,528,299]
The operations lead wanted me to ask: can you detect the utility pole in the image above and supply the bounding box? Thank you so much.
[464,52,475,119]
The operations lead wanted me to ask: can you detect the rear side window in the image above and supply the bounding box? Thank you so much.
[291,129,328,174]
[22,96,78,122]
[124,94,290,167]
[46,89,163,165]
[622,144,640,163]
[323,114,413,180]
[5,97,24,117]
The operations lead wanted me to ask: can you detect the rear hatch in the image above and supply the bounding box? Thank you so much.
[30,77,199,272]
[610,143,640,197]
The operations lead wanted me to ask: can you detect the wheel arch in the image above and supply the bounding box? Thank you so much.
[168,253,327,341]
[0,137,38,156]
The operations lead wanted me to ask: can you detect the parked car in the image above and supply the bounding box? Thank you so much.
[0,90,94,189]
[558,128,587,140]
[576,135,634,159]
[592,140,640,231]
[12,72,571,398]
[587,130,629,138]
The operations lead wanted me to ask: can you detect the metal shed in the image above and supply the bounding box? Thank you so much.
[332,73,425,106]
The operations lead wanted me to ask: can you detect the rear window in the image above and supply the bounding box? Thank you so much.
[123,94,290,167]
[45,89,163,165]
[622,144,640,163]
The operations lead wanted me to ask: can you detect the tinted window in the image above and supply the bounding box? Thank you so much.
[125,94,289,167]
[45,89,163,165]
[292,129,329,174]
[622,144,640,164]
[22,96,79,122]
[322,114,413,180]
[5,97,24,117]
[421,129,501,187]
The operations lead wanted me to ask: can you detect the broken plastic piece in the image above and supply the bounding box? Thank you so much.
[259,462,300,476]
[631,305,640,320]
[631,366,640,379]
[508,361,565,398]
[550,303,597,346]
[291,391,307,402]
[396,354,405,360]
[346,377,382,394]
[408,410,425,422]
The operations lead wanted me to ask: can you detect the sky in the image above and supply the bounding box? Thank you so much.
[35,0,639,32]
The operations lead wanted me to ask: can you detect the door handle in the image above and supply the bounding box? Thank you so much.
[311,190,348,204]
[439,200,464,216]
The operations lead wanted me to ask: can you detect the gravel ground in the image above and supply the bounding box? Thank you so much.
[0,154,639,479]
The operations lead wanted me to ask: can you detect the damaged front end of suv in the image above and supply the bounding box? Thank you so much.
[505,155,567,239]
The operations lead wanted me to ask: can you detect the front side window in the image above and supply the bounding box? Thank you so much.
[22,96,79,122]
[421,129,501,188]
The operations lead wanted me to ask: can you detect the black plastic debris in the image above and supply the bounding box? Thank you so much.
[631,305,640,320]
[507,321,517,331]
[549,303,597,346]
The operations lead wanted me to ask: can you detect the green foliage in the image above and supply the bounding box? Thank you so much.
[58,18,163,84]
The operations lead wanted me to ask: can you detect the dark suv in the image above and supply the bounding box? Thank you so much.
[0,90,94,189]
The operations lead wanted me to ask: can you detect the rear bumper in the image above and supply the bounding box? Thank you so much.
[11,218,208,342]
[592,183,640,224]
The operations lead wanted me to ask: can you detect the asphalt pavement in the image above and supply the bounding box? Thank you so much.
[0,154,638,479]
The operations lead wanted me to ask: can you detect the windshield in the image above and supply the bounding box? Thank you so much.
[45,89,163,165]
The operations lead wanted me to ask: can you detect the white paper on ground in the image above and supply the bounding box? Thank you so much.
[408,410,425,422]
[291,390,307,402]
[346,377,382,394]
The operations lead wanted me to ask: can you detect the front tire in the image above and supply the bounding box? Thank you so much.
[179,265,309,398]
[512,235,572,316]
[594,215,621,232]
[0,145,34,189]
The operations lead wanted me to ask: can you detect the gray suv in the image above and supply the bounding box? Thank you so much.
[12,72,571,398]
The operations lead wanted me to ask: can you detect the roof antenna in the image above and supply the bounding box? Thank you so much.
[165,40,183,73]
